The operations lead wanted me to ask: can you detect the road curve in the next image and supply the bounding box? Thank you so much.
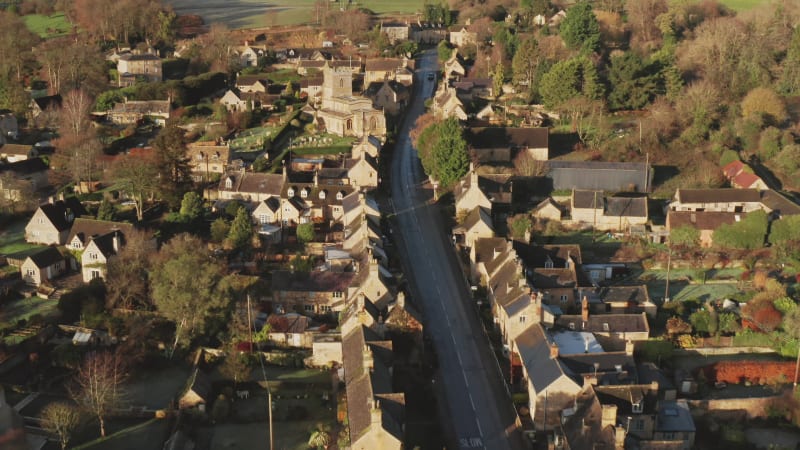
[389,48,524,450]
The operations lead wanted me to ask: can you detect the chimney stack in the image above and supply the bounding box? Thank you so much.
[549,343,559,359]
[581,296,589,322]
[396,291,405,308]
[601,404,617,429]
[625,340,635,356]
[370,400,382,425]
[112,231,121,253]
[363,345,373,372]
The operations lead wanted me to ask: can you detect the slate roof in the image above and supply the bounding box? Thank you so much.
[667,211,737,230]
[655,400,695,432]
[342,324,403,443]
[560,352,637,385]
[271,270,355,293]
[605,196,648,218]
[465,127,548,150]
[547,161,649,192]
[514,324,565,393]
[595,384,659,415]
[675,188,761,204]
[513,243,582,268]
[39,198,88,231]
[573,190,604,209]
[456,206,493,233]
[761,190,800,216]
[0,157,48,175]
[530,267,579,288]
[110,100,170,115]
[220,171,285,196]
[555,313,649,334]
[365,58,405,72]
[88,231,121,258]
[118,53,160,61]
[28,246,64,268]
[236,74,268,87]
[591,285,651,306]
[67,218,133,247]
[561,387,616,450]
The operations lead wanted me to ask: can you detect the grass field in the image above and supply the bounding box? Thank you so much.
[165,0,424,28]
[719,0,770,11]
[23,13,71,38]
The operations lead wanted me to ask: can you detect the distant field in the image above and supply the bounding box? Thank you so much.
[165,0,423,28]
[23,13,71,38]
[719,0,769,11]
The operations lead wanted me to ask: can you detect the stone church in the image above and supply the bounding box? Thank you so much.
[315,62,387,139]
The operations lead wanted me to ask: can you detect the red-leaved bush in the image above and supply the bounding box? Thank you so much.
[703,361,796,385]
[742,300,783,332]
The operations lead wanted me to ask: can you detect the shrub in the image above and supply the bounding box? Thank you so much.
[707,360,795,385]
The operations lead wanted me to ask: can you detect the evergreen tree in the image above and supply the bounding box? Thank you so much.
[227,207,253,249]
[179,192,204,222]
[152,125,191,209]
[559,1,600,53]
[96,198,116,221]
[608,52,658,110]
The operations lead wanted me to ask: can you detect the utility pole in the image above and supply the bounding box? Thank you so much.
[592,190,598,242]
[664,242,672,303]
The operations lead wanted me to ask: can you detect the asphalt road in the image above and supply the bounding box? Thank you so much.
[389,49,524,450]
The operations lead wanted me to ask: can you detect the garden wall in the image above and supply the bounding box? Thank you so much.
[688,395,783,420]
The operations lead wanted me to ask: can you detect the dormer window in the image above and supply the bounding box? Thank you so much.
[336,191,344,200]
[319,190,327,200]
[225,177,233,189]
[519,315,526,323]
[603,323,610,331]
[288,187,295,197]
[632,401,643,413]
[300,188,309,198]
[569,323,575,330]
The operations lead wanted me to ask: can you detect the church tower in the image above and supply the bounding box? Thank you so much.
[322,61,353,99]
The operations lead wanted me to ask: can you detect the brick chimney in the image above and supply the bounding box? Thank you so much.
[625,340,635,356]
[549,343,559,359]
[112,231,121,253]
[581,296,589,322]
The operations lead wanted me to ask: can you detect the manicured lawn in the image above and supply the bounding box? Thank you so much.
[0,296,59,325]
[23,13,71,38]
[0,218,44,256]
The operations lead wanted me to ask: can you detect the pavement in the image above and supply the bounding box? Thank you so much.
[389,48,526,450]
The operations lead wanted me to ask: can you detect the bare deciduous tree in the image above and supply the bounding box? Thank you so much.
[71,351,127,437]
[40,402,81,450]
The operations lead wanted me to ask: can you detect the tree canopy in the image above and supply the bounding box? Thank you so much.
[150,234,231,352]
[712,210,768,250]
[417,117,470,188]
[558,1,600,53]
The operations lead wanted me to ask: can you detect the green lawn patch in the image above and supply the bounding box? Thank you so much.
[0,296,59,325]
[0,218,45,256]
[23,13,71,38]
[719,0,768,11]
[266,69,303,85]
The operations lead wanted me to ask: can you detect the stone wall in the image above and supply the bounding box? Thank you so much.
[688,395,783,419]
